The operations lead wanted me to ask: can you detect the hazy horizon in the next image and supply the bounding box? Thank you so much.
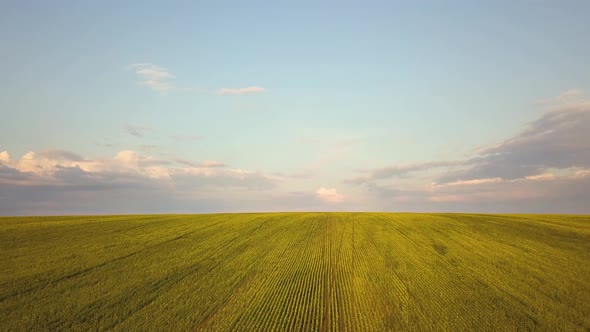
[1,1,590,215]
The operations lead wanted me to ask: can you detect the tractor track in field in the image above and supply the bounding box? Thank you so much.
[193,215,288,331]
[321,213,331,332]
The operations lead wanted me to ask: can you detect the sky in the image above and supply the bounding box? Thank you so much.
[1,1,590,215]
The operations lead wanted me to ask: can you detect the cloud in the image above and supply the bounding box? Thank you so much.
[198,160,225,168]
[0,151,12,164]
[367,171,590,213]
[36,150,84,161]
[9,150,89,176]
[124,124,153,138]
[347,160,464,184]
[352,90,590,186]
[0,148,277,195]
[129,64,175,93]
[316,187,345,203]
[348,90,590,213]
[437,96,590,184]
[557,89,582,100]
[538,88,583,105]
[5,89,589,214]
[0,164,36,184]
[443,177,503,186]
[173,159,225,168]
[129,63,266,96]
[0,148,289,215]
[217,86,267,95]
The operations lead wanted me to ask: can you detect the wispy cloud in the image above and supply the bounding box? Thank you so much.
[129,64,175,93]
[438,92,590,184]
[124,124,153,138]
[350,89,590,187]
[217,86,267,95]
[348,90,590,212]
[199,160,225,168]
[537,88,584,106]
[96,142,117,148]
[129,63,267,96]
[347,160,464,184]
[173,158,224,168]
[36,150,84,162]
[316,187,345,203]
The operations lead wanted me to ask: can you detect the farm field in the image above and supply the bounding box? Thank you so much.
[1,213,589,331]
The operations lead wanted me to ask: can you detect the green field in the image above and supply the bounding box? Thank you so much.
[1,213,589,331]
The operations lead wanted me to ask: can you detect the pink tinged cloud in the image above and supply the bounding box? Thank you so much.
[316,187,345,203]
[0,149,279,191]
[441,177,503,186]
[217,86,267,95]
[525,173,557,181]
[0,151,11,164]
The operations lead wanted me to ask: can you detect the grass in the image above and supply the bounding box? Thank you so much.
[1,213,589,331]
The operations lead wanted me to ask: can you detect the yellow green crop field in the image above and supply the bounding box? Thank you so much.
[1,213,589,331]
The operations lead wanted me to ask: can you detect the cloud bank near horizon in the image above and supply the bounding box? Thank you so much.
[345,92,590,213]
[1,91,590,215]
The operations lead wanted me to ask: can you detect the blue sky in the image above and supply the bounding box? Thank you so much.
[1,1,590,215]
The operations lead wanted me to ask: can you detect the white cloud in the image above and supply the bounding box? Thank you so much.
[14,151,85,176]
[129,63,266,96]
[217,86,267,95]
[316,187,345,203]
[129,64,175,93]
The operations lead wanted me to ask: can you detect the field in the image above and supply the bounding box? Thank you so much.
[1,213,589,331]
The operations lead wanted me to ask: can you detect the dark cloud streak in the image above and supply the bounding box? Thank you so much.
[438,104,590,183]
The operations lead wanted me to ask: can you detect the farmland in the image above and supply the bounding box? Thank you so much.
[1,213,589,331]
